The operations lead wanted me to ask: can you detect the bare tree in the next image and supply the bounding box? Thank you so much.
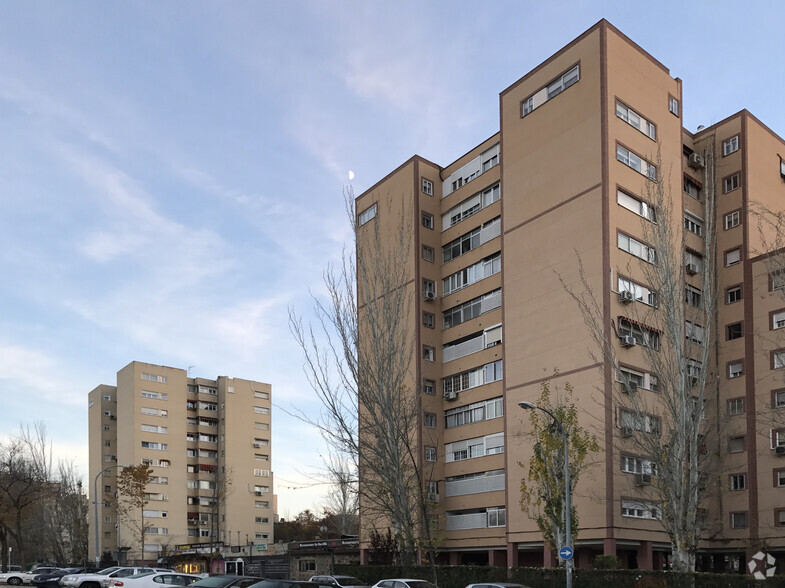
[519,379,599,559]
[322,455,358,536]
[289,189,438,568]
[116,464,153,563]
[564,144,720,571]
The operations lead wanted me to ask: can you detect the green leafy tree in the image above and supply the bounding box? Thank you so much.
[519,380,599,557]
[116,465,153,562]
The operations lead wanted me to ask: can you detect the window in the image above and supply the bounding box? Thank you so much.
[103,394,112,401]
[776,509,785,527]
[253,469,270,477]
[487,507,506,527]
[445,433,504,462]
[728,398,745,416]
[723,173,740,193]
[772,429,785,449]
[617,189,655,221]
[730,512,748,529]
[358,204,377,226]
[773,350,785,369]
[425,446,437,462]
[776,469,785,487]
[773,310,785,330]
[617,145,657,180]
[422,212,434,229]
[103,425,110,431]
[422,245,434,262]
[443,252,501,295]
[686,285,702,308]
[728,436,746,453]
[141,441,167,450]
[445,397,503,428]
[774,389,785,408]
[443,361,503,396]
[620,410,660,434]
[685,320,704,344]
[422,312,435,329]
[104,440,111,447]
[443,289,501,328]
[423,346,435,362]
[772,271,785,291]
[669,96,679,116]
[616,101,656,139]
[422,178,434,196]
[424,413,436,428]
[423,279,436,299]
[621,454,658,475]
[618,317,660,349]
[684,213,702,236]
[141,372,167,384]
[141,424,167,434]
[684,177,700,199]
[442,217,501,263]
[618,276,657,306]
[725,248,741,266]
[521,65,579,116]
[725,210,741,230]
[254,390,269,399]
[723,136,739,156]
[730,473,746,491]
[423,379,435,395]
[685,250,703,273]
[727,322,743,340]
[617,366,658,392]
[618,232,656,263]
[622,500,661,520]
[442,183,500,230]
[299,561,316,573]
[727,286,742,304]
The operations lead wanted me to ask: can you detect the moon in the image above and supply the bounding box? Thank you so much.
[348,170,355,180]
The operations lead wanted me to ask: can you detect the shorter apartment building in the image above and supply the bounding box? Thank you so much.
[88,361,274,570]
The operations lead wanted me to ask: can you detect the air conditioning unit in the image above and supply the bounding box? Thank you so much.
[109,414,117,420]
[424,291,436,301]
[688,153,705,169]
[622,381,638,395]
[776,446,785,456]
[427,493,440,503]
[635,474,651,486]
[620,335,637,347]
[687,376,699,387]
[253,443,261,448]
[444,391,458,401]
[255,491,263,496]
[621,426,634,438]
[618,290,634,303]
[686,263,698,275]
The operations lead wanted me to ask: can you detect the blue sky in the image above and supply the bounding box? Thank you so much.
[1,1,784,520]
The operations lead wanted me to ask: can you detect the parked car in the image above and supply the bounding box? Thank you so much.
[188,577,261,588]
[465,584,529,588]
[32,570,85,588]
[371,580,437,588]
[108,572,202,588]
[1,568,62,585]
[251,581,334,588]
[309,577,369,588]
[61,568,171,588]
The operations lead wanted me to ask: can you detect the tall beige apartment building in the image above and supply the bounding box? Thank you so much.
[88,362,274,570]
[356,20,785,571]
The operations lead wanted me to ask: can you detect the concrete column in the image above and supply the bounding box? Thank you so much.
[603,537,617,556]
[506,542,519,568]
[543,546,556,568]
[450,551,460,565]
[638,541,653,570]
[359,548,368,565]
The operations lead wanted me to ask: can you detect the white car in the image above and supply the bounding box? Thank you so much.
[61,568,171,588]
[108,572,202,588]
[372,580,437,588]
[1,569,62,586]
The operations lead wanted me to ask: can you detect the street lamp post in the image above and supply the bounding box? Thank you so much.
[519,401,573,588]
[93,464,128,566]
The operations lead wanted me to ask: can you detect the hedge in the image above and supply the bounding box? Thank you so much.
[335,564,785,588]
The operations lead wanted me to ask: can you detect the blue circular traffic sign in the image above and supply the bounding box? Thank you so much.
[559,546,574,561]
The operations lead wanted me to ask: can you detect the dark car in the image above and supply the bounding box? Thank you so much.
[189,577,261,588]
[251,582,334,588]
[33,570,82,588]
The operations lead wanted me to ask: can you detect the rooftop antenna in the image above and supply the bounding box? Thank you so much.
[188,365,195,377]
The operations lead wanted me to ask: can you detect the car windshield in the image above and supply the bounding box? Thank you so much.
[406,582,437,588]
[97,569,122,576]
[336,580,364,587]
[191,578,236,588]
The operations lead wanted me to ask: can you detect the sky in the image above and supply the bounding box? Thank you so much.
[1,1,784,521]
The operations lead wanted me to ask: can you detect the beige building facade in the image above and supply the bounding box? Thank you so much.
[355,20,785,571]
[88,361,274,569]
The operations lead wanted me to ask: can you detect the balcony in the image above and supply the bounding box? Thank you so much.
[446,512,488,531]
[445,473,505,497]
